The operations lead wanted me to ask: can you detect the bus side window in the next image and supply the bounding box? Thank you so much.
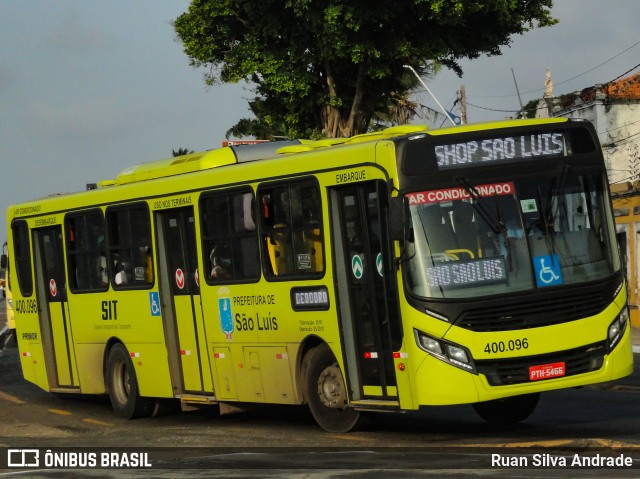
[11,220,34,296]
[295,185,323,273]
[265,190,293,276]
[65,210,107,292]
[200,188,260,282]
[259,180,323,278]
[106,204,153,288]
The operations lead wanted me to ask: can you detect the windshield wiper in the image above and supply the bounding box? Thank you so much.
[539,165,570,234]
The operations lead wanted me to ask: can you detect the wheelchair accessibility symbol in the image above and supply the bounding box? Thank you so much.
[533,254,563,287]
[149,292,161,316]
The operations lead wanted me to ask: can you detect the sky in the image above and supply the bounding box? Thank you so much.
[1,0,640,245]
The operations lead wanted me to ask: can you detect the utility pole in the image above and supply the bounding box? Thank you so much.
[404,65,456,127]
[511,67,525,118]
[459,85,467,125]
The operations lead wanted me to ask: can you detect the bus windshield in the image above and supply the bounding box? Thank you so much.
[404,170,620,299]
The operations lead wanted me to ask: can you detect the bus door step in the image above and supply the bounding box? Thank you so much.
[179,394,217,405]
[350,399,400,411]
[50,387,82,394]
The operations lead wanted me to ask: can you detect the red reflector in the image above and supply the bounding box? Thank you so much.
[529,362,565,381]
[363,352,371,359]
[393,352,400,358]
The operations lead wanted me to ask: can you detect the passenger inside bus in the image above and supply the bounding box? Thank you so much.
[207,192,257,280]
[210,243,231,279]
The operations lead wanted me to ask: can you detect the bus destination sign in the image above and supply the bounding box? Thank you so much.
[435,132,565,169]
[426,257,507,289]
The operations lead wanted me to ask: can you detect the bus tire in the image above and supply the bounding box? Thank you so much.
[305,343,362,433]
[472,393,540,425]
[106,343,153,419]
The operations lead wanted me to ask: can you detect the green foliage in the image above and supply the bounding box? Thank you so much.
[172,147,195,157]
[522,99,540,119]
[175,0,557,138]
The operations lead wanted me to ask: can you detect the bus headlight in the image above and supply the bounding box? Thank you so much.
[414,329,476,373]
[608,307,629,351]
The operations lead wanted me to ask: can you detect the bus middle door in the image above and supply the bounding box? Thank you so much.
[330,180,402,404]
[32,225,78,389]
[156,207,212,396]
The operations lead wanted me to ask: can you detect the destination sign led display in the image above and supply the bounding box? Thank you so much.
[435,132,565,169]
[425,257,507,289]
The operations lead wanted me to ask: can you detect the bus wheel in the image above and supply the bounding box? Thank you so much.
[106,343,153,419]
[472,393,540,425]
[305,344,362,433]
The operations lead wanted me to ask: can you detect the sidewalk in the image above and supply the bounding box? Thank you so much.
[632,326,640,354]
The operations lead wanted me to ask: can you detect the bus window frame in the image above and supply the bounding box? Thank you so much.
[11,220,34,297]
[257,177,326,281]
[65,208,109,294]
[199,186,261,285]
[105,202,155,290]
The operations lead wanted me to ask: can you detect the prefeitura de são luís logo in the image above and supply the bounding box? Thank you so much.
[217,287,233,340]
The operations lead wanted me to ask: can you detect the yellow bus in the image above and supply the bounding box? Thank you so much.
[4,118,633,431]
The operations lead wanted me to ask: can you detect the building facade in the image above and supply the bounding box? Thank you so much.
[540,73,640,325]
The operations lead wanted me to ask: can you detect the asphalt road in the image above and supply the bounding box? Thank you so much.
[2,300,640,478]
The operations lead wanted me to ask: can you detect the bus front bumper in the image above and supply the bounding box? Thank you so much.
[412,326,633,406]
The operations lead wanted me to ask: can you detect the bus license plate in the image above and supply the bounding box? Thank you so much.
[529,362,565,381]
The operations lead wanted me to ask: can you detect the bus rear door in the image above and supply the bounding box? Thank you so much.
[32,225,79,389]
[330,180,402,405]
[155,207,213,396]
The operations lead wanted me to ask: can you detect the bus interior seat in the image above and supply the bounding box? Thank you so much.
[267,225,289,275]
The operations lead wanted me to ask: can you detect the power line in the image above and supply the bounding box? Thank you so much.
[603,130,640,149]
[466,101,519,114]
[468,62,640,116]
[471,39,640,99]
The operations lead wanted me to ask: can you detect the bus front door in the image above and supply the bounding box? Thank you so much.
[330,180,401,403]
[32,225,78,389]
[156,208,213,396]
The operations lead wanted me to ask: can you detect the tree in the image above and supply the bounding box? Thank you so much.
[174,0,556,138]
[172,147,195,157]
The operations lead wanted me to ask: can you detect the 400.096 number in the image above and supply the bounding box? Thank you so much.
[484,338,529,354]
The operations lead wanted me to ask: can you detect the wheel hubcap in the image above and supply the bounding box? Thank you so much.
[317,362,347,409]
[113,359,130,405]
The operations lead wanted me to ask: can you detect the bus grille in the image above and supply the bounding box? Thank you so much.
[456,292,609,332]
[475,342,606,386]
